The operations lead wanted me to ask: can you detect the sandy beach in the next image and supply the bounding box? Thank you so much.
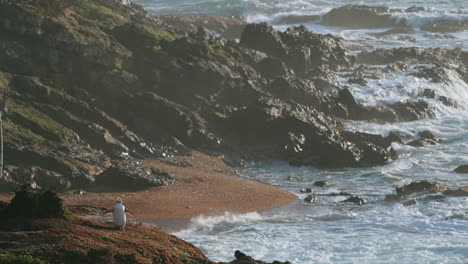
[58,151,297,227]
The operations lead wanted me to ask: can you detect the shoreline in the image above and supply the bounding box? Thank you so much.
[60,151,297,229]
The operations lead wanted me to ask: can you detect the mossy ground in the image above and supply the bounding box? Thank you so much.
[0,217,212,264]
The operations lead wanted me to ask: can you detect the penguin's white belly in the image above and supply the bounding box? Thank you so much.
[113,204,126,228]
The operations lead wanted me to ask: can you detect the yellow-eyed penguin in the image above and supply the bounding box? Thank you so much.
[113,197,126,230]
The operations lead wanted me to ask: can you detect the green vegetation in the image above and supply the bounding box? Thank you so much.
[142,25,181,42]
[3,122,46,142]
[79,0,127,28]
[8,103,63,136]
[99,234,122,246]
[0,254,47,264]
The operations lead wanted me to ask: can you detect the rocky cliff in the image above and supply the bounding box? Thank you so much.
[0,0,453,191]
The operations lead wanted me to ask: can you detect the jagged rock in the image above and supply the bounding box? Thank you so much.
[241,22,287,58]
[454,165,468,174]
[385,180,446,201]
[322,5,406,29]
[2,186,68,219]
[342,196,366,205]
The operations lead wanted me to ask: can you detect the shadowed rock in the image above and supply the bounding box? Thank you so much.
[385,181,446,201]
[2,186,68,219]
[221,250,292,264]
[322,5,406,29]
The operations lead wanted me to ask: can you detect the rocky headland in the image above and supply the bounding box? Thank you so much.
[3,0,465,191]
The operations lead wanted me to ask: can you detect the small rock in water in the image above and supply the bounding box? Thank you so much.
[304,194,316,203]
[313,181,328,187]
[342,196,366,205]
[300,188,312,193]
[454,165,468,174]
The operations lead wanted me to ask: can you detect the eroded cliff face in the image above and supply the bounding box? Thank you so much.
[2,0,462,191]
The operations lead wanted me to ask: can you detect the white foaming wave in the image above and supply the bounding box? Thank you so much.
[176,211,264,235]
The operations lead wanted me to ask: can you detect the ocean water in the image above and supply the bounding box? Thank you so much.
[134,0,468,263]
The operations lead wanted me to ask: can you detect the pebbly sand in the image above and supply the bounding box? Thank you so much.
[60,151,297,229]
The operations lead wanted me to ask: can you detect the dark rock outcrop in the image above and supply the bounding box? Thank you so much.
[385,180,446,201]
[408,130,440,147]
[313,181,328,187]
[2,186,68,219]
[221,250,292,264]
[322,5,406,29]
[454,165,468,174]
[0,0,449,190]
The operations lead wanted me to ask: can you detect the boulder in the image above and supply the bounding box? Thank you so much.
[322,5,406,28]
[454,165,468,174]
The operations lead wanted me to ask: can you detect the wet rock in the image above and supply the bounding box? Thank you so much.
[443,186,468,197]
[386,180,446,201]
[421,19,468,33]
[241,23,354,75]
[95,162,175,191]
[304,194,316,203]
[386,131,411,145]
[408,130,440,147]
[342,196,366,205]
[300,188,312,193]
[314,181,328,187]
[423,89,436,99]
[322,191,352,197]
[348,77,367,86]
[322,5,406,29]
[454,165,468,174]
[222,250,292,264]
